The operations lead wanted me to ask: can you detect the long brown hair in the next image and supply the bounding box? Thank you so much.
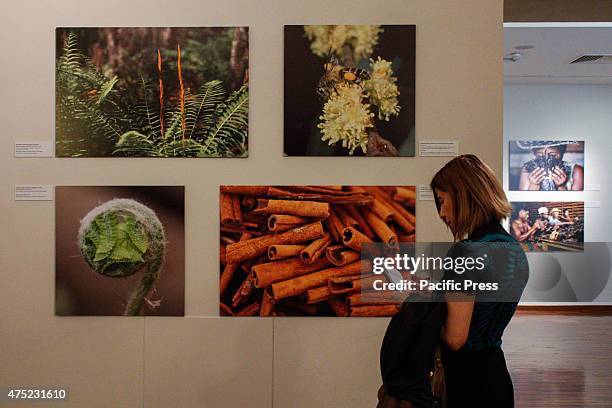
[430,154,511,240]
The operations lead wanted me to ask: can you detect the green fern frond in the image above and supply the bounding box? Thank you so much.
[202,86,248,156]
[163,110,183,141]
[96,75,119,105]
[113,131,161,157]
[83,211,149,275]
[56,30,129,156]
[133,75,162,138]
[185,80,225,140]
[159,139,206,157]
[58,31,82,69]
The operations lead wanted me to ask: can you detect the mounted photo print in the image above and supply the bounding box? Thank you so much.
[219,186,416,317]
[509,201,584,252]
[509,141,584,191]
[55,186,185,316]
[55,27,248,158]
[284,25,416,157]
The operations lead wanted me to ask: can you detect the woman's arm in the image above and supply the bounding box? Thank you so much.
[443,295,475,351]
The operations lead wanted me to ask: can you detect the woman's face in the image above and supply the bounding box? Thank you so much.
[533,146,563,160]
[435,188,454,230]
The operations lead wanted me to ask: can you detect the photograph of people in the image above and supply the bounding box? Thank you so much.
[509,202,584,252]
[508,141,584,191]
[510,208,544,242]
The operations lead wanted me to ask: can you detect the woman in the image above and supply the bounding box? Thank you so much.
[432,155,528,408]
[377,155,528,408]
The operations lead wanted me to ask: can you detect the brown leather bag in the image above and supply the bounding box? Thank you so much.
[430,345,446,407]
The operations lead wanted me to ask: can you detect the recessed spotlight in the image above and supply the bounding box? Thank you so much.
[504,52,522,62]
[515,45,534,50]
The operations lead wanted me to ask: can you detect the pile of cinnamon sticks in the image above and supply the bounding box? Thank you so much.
[219,185,416,317]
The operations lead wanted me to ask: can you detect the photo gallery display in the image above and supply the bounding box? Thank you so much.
[52,28,592,317]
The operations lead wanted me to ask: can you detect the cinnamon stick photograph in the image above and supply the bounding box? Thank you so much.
[219,185,416,317]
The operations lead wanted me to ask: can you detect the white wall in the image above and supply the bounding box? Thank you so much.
[0,0,504,406]
[504,84,612,303]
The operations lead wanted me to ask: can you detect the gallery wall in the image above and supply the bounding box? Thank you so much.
[0,0,503,407]
[504,84,612,303]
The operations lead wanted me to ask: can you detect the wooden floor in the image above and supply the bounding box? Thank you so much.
[504,314,612,407]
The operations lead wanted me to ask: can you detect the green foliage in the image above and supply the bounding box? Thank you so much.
[201,85,249,157]
[55,32,133,156]
[82,211,150,277]
[169,34,234,88]
[55,31,248,157]
[113,81,248,157]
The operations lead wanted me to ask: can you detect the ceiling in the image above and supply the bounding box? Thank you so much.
[504,24,612,84]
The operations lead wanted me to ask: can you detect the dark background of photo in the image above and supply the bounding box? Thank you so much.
[56,27,247,97]
[284,25,416,156]
[55,186,185,316]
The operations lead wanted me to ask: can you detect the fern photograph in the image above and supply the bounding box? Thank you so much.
[55,27,249,158]
[55,186,185,316]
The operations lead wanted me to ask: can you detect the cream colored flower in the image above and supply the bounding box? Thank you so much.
[350,25,383,61]
[364,57,401,121]
[318,83,374,155]
[304,25,382,61]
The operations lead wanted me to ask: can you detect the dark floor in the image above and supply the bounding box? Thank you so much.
[504,314,612,407]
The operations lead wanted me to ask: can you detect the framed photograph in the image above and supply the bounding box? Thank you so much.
[509,201,584,252]
[56,27,248,158]
[55,186,185,316]
[284,25,416,157]
[509,141,584,191]
[219,185,416,316]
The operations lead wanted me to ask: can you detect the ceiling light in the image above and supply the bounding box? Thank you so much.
[504,52,522,62]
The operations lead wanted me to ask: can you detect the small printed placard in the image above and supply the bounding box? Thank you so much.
[418,184,435,201]
[15,185,54,201]
[585,184,601,191]
[418,141,459,157]
[585,201,600,208]
[14,142,53,158]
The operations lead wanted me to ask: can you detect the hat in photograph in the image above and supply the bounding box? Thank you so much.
[538,207,549,215]
[516,141,579,150]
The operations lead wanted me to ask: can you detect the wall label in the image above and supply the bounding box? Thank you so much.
[15,185,54,201]
[418,141,459,157]
[418,185,435,201]
[14,142,53,158]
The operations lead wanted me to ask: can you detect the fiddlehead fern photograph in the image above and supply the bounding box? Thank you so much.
[55,186,185,316]
[55,27,249,158]
[284,25,415,157]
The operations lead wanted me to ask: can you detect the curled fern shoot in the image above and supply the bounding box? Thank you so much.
[78,199,166,316]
